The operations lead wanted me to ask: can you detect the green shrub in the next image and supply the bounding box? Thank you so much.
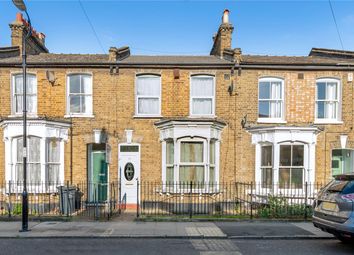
[12,204,22,215]
[257,195,310,219]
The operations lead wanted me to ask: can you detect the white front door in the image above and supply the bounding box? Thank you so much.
[119,144,140,205]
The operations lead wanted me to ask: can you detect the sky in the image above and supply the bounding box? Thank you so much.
[1,0,354,56]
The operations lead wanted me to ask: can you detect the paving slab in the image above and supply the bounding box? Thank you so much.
[215,222,320,237]
[0,221,335,239]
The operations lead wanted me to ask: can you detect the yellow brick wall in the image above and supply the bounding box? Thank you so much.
[0,66,353,185]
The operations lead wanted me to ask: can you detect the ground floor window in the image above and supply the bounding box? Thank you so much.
[250,126,319,190]
[164,138,218,184]
[279,144,304,189]
[261,145,273,188]
[11,136,63,187]
[3,120,69,192]
[156,119,225,190]
[332,149,354,176]
[260,144,304,189]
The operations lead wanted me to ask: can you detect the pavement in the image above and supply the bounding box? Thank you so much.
[0,220,334,239]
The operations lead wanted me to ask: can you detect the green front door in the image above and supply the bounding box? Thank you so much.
[92,151,108,202]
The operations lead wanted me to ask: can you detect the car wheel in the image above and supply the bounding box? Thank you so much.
[335,234,353,244]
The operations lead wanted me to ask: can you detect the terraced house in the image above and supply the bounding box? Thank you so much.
[1,10,354,210]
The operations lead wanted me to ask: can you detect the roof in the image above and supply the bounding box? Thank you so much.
[310,48,354,59]
[0,46,20,59]
[241,55,354,66]
[0,53,233,68]
[1,47,354,68]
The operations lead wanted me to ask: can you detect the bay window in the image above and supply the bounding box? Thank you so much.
[136,74,161,116]
[67,74,93,116]
[3,119,69,192]
[190,75,215,116]
[156,119,225,191]
[258,77,284,122]
[12,73,37,115]
[250,127,319,191]
[315,78,341,122]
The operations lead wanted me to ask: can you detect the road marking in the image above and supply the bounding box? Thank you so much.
[191,239,242,255]
[101,228,114,237]
[186,227,226,237]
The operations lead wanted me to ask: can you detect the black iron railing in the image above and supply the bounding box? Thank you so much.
[138,181,325,219]
[0,181,123,220]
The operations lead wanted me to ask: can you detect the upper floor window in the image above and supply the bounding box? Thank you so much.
[190,75,215,116]
[258,77,284,122]
[136,74,161,116]
[12,74,37,115]
[316,78,341,123]
[67,74,93,116]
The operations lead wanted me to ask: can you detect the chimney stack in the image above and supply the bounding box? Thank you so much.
[9,13,48,55]
[210,9,234,58]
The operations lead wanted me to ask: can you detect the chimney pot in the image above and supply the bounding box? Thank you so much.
[222,9,230,24]
[16,13,23,23]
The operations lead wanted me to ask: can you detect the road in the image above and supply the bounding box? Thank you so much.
[0,238,353,255]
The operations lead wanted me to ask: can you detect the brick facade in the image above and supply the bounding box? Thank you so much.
[1,11,354,192]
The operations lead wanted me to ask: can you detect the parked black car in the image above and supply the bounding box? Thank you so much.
[313,174,354,243]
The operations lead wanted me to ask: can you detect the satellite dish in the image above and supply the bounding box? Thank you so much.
[46,70,56,85]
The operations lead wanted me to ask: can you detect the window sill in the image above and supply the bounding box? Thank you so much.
[64,114,95,118]
[257,118,286,124]
[133,115,163,119]
[8,114,38,118]
[189,114,217,118]
[314,120,343,125]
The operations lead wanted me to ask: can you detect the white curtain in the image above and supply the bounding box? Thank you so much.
[191,77,214,97]
[138,98,159,114]
[179,142,204,183]
[47,140,60,184]
[15,137,41,184]
[137,76,160,114]
[137,76,160,96]
[14,74,37,114]
[270,81,282,118]
[191,76,214,115]
[192,99,212,115]
[325,82,337,119]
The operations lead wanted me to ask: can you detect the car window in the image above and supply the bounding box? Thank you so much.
[342,181,354,195]
[327,180,349,192]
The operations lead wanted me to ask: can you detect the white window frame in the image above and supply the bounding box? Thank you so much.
[66,73,93,117]
[3,120,69,193]
[11,73,37,116]
[315,78,342,124]
[190,75,216,117]
[278,143,305,190]
[162,137,220,193]
[260,144,273,189]
[178,138,207,184]
[251,127,319,195]
[135,74,162,117]
[257,77,285,123]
